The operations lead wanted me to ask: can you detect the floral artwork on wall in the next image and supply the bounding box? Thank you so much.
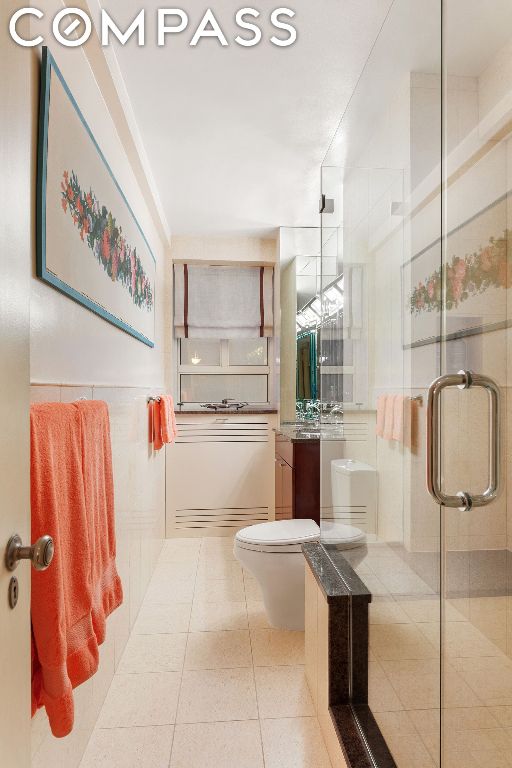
[402,194,510,348]
[60,171,154,312]
[37,47,156,346]
[408,231,510,316]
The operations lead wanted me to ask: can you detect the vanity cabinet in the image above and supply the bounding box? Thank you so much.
[275,431,320,524]
[166,412,277,537]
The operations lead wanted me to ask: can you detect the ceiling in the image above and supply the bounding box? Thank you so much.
[98,0,393,238]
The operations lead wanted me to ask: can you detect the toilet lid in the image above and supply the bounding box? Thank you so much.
[236,519,320,546]
[331,459,376,475]
[321,522,366,547]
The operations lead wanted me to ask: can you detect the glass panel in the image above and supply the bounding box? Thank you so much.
[228,339,268,366]
[442,3,512,766]
[319,2,442,766]
[180,374,268,403]
[180,339,221,367]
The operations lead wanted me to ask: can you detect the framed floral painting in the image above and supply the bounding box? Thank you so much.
[37,47,156,347]
[402,193,511,348]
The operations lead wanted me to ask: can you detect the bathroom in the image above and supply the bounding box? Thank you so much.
[3,1,512,767]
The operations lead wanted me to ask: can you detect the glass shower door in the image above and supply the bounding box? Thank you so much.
[319,1,444,766]
[439,3,512,766]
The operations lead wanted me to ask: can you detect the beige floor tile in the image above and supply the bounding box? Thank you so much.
[261,717,332,768]
[80,725,174,768]
[374,710,419,735]
[185,630,252,669]
[159,540,201,564]
[97,672,181,727]
[385,732,437,768]
[489,706,512,728]
[398,599,445,624]
[370,623,439,661]
[244,577,263,602]
[196,560,243,581]
[255,665,315,718]
[422,620,502,658]
[152,560,198,581]
[133,603,191,634]
[145,575,195,605]
[454,657,512,705]
[201,537,235,549]
[170,721,263,768]
[194,578,246,603]
[190,601,248,632]
[368,661,404,713]
[369,599,411,624]
[118,633,187,673]
[247,601,272,629]
[250,629,305,666]
[177,668,258,723]
[199,547,238,563]
[442,706,500,732]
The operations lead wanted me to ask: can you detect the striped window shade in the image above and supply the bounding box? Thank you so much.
[174,264,274,339]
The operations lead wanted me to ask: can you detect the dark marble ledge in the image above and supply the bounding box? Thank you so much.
[331,705,397,768]
[302,542,371,604]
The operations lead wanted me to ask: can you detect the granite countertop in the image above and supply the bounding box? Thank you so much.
[176,408,278,415]
[275,422,345,442]
[275,425,320,443]
[302,541,372,603]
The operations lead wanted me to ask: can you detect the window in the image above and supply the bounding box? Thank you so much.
[178,338,270,404]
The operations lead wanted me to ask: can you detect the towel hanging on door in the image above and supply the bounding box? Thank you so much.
[30,401,122,738]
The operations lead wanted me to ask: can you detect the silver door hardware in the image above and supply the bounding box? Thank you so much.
[5,534,54,572]
[8,577,19,609]
[426,370,501,512]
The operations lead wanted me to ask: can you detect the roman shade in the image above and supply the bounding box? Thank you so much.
[174,264,274,338]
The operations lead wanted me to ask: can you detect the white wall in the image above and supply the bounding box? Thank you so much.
[26,8,171,766]
[171,235,277,265]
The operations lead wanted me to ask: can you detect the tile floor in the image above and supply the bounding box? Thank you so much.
[79,536,333,768]
[342,542,512,768]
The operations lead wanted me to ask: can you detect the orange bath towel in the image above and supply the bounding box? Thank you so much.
[75,401,123,645]
[30,403,99,738]
[392,395,406,442]
[160,395,178,444]
[382,394,396,440]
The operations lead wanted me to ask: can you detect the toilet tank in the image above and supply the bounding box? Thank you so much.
[330,459,377,533]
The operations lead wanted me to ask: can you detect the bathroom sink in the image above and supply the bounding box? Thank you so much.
[200,401,248,411]
[279,421,344,440]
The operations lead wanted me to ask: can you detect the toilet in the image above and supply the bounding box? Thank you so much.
[331,458,377,533]
[234,517,366,630]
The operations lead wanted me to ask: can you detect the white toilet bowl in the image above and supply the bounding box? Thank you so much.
[234,518,368,630]
[234,519,320,630]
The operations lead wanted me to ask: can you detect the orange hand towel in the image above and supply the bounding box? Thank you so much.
[30,403,99,738]
[392,395,406,442]
[153,399,163,451]
[160,395,178,444]
[383,394,396,440]
[376,395,387,437]
[75,401,123,645]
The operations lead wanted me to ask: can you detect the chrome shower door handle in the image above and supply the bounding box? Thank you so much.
[426,370,501,512]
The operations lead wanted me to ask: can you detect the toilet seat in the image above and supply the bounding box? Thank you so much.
[321,521,366,548]
[235,519,320,553]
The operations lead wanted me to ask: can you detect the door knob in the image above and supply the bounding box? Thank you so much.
[5,534,54,572]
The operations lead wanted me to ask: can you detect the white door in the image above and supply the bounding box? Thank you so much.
[0,8,33,766]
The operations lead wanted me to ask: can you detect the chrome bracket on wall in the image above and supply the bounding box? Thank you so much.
[426,370,501,512]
